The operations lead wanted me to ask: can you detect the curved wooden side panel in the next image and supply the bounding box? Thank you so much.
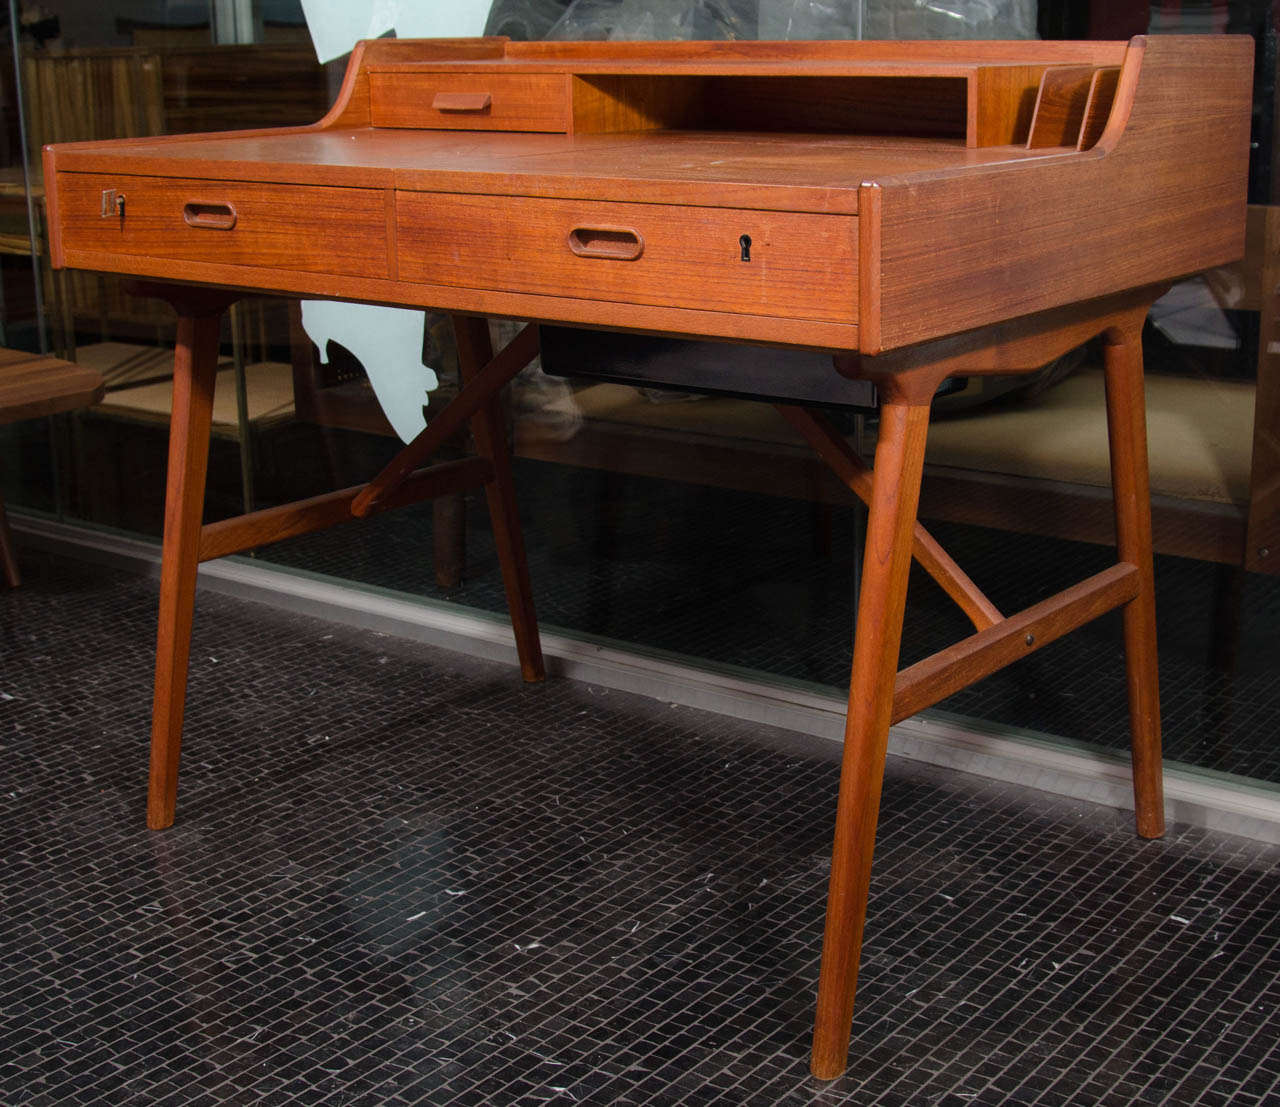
[870,35,1252,353]
[40,37,509,267]
[317,37,509,129]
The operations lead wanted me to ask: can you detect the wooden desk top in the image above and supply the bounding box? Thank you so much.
[43,35,1252,353]
[48,128,1076,209]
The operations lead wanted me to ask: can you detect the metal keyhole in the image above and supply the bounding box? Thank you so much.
[739,234,751,262]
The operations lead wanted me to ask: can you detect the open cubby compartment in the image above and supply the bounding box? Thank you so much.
[572,62,1131,147]
[570,60,1136,147]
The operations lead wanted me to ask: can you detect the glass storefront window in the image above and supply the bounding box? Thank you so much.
[2,0,1276,800]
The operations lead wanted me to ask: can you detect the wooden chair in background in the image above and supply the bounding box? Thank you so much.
[0,349,103,585]
[1238,205,1279,575]
[18,47,167,355]
[13,45,328,517]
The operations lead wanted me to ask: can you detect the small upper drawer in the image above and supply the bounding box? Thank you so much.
[53,173,390,278]
[370,72,571,132]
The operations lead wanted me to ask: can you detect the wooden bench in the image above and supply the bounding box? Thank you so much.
[0,349,104,586]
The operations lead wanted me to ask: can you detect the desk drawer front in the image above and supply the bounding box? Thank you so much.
[56,174,390,278]
[396,193,857,322]
[370,73,570,132]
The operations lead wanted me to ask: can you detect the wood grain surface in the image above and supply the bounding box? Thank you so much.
[0,348,104,423]
[969,64,1046,146]
[1025,65,1096,148]
[501,38,1127,65]
[810,400,932,1080]
[197,457,493,561]
[371,71,571,132]
[0,348,105,590]
[56,172,389,277]
[395,191,857,322]
[1078,67,1122,150]
[452,315,546,683]
[776,404,1002,631]
[1103,324,1165,839]
[870,35,1252,352]
[892,563,1139,721]
[146,309,222,831]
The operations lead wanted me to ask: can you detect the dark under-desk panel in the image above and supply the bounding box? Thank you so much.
[540,326,877,407]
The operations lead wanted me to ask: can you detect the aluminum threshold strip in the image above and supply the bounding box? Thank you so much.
[16,513,1280,844]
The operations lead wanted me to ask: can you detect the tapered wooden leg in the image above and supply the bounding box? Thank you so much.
[0,492,20,587]
[1103,327,1165,839]
[812,400,931,1080]
[147,310,223,830]
[451,316,545,682]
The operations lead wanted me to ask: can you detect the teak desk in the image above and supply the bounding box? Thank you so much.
[43,35,1251,1079]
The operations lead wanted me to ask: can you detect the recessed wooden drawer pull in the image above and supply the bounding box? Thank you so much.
[432,92,492,113]
[567,226,644,261]
[183,201,237,230]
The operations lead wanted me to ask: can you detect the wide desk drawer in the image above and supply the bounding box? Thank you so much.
[370,73,570,132]
[55,174,390,278]
[396,193,857,322]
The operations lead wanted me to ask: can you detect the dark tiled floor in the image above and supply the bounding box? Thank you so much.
[3,556,1280,1105]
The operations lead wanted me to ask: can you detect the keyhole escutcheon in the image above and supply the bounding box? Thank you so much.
[739,234,752,262]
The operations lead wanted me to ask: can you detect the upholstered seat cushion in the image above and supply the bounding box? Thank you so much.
[553,369,1254,507]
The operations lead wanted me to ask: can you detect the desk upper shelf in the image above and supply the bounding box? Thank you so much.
[364,56,1119,149]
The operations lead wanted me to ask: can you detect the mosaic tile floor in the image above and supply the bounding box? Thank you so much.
[3,556,1280,1105]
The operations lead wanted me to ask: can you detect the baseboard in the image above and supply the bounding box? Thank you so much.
[14,512,1280,844]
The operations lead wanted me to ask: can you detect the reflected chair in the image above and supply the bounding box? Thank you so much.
[0,348,104,585]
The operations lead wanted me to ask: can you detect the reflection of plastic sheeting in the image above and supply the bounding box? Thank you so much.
[394,0,502,38]
[298,0,492,442]
[912,0,1011,27]
[546,0,757,39]
[486,0,576,39]
[301,302,438,444]
[760,0,861,40]
[1149,277,1241,352]
[485,0,1036,42]
[301,0,495,61]
[299,0,396,63]
[490,318,585,443]
[866,0,1035,39]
